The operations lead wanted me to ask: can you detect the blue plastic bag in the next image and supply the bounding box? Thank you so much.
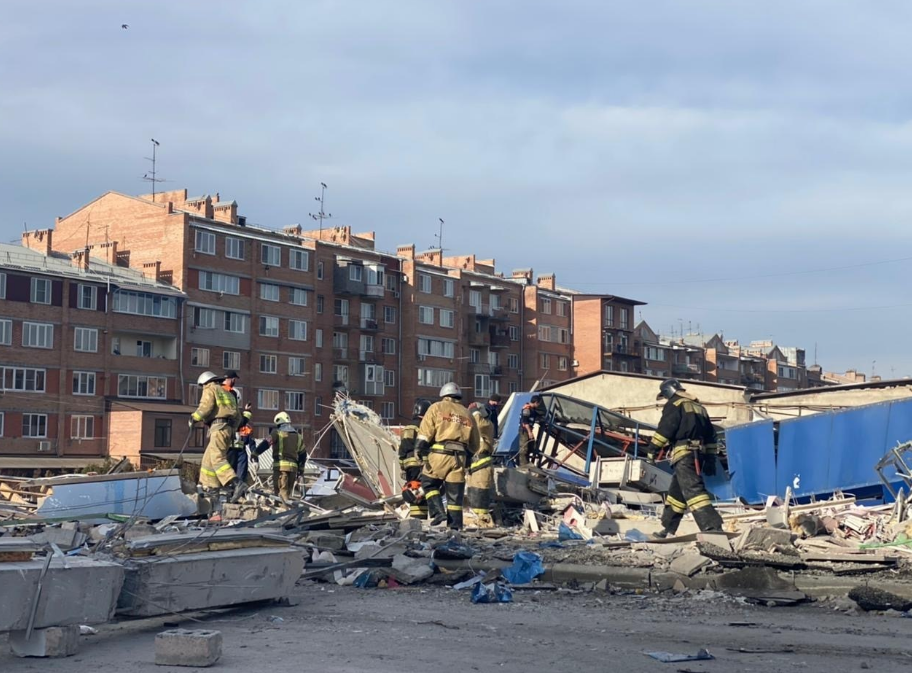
[558,522,584,541]
[501,550,545,584]
[471,581,513,604]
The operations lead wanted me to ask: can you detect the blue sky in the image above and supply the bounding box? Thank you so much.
[3,1,912,376]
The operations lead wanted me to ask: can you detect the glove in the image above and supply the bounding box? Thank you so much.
[702,455,717,477]
[188,417,196,428]
[645,453,656,465]
[415,439,430,459]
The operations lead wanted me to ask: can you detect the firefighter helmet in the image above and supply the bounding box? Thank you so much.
[439,382,462,399]
[274,411,292,425]
[413,399,432,421]
[197,371,222,386]
[657,378,684,401]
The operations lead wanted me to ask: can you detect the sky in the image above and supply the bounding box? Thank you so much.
[3,1,912,376]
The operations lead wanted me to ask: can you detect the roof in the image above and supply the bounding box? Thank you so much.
[750,377,912,401]
[541,369,746,392]
[0,243,184,296]
[108,401,196,414]
[0,457,102,470]
[570,294,647,306]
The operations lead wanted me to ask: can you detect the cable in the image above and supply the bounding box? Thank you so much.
[646,301,912,314]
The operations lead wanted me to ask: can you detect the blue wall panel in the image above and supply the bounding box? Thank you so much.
[827,404,890,491]
[775,413,833,498]
[724,420,776,503]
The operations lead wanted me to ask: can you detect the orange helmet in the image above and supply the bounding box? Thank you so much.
[239,425,252,437]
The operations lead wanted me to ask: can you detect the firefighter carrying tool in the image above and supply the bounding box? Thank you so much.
[466,402,496,528]
[646,378,723,538]
[400,399,432,519]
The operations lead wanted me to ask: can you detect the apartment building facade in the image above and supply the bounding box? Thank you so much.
[573,295,646,376]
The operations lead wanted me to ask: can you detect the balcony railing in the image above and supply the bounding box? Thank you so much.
[489,307,509,321]
[364,284,384,298]
[673,363,701,375]
[469,303,490,316]
[333,347,349,360]
[359,318,381,331]
[468,330,489,346]
[469,362,492,374]
[490,334,511,349]
[334,314,351,327]
[490,365,504,377]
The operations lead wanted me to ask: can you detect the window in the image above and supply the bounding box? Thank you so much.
[317,295,325,313]
[316,329,324,348]
[540,353,550,369]
[644,347,666,362]
[1,367,46,392]
[439,309,455,328]
[509,297,519,313]
[0,272,5,299]
[507,354,519,369]
[23,414,47,438]
[195,230,216,254]
[470,348,480,363]
[259,316,279,337]
[333,331,348,349]
[349,265,363,282]
[363,364,385,395]
[112,290,177,318]
[557,301,569,317]
[619,308,628,329]
[260,354,277,374]
[333,365,349,385]
[384,306,397,324]
[418,306,434,325]
[314,362,323,382]
[154,419,172,447]
[224,312,247,334]
[417,368,454,388]
[199,271,239,295]
[385,274,398,292]
[604,305,614,327]
[418,338,455,359]
[289,320,308,341]
[541,298,552,314]
[260,283,280,301]
[225,236,245,260]
[491,295,501,311]
[118,375,166,399]
[135,340,152,357]
[291,288,308,306]
[77,284,97,310]
[0,411,3,436]
[469,290,481,309]
[366,265,385,288]
[381,337,396,355]
[285,392,305,411]
[315,395,323,416]
[290,249,309,271]
[361,302,377,322]
[187,383,201,406]
[0,319,11,346]
[262,244,281,266]
[334,298,349,318]
[360,334,374,356]
[381,402,395,420]
[509,326,520,341]
[191,348,210,367]
[559,328,570,344]
[558,356,569,371]
[289,357,306,376]
[509,381,519,393]
[538,325,552,342]
[443,279,454,297]
[193,307,216,329]
[384,370,396,387]
[258,389,279,410]
[23,322,53,349]
[71,415,94,440]
[31,278,51,304]
[223,351,241,370]
[72,371,96,395]
[74,327,98,352]
[474,374,491,398]
[418,273,432,293]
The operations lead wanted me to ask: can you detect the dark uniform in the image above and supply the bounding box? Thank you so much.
[518,396,544,467]
[647,391,723,534]
[398,424,428,519]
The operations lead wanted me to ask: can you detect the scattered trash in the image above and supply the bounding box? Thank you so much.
[538,541,565,549]
[452,574,486,591]
[624,529,650,543]
[645,648,714,663]
[79,625,98,636]
[471,581,513,604]
[501,551,545,585]
[558,523,584,541]
[266,616,284,624]
[433,539,475,560]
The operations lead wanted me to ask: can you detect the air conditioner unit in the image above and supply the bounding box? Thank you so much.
[571,360,579,367]
[393,291,400,299]
[38,440,53,453]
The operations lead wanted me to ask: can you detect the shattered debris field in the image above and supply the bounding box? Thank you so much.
[1,583,910,673]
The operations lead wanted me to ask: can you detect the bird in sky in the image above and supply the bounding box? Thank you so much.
[121,24,129,30]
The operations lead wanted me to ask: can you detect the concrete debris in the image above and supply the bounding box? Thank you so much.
[390,554,434,585]
[10,625,81,658]
[155,629,222,667]
[734,526,796,554]
[670,553,712,577]
[848,586,912,612]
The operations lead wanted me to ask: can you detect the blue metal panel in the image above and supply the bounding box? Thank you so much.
[493,393,534,456]
[776,413,833,498]
[883,399,912,486]
[724,420,776,504]
[827,403,890,491]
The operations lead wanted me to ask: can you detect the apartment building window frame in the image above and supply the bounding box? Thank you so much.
[559,328,570,345]
[360,334,375,356]
[380,401,395,421]
[289,249,309,271]
[23,322,54,349]
[260,283,280,302]
[0,319,11,346]
[541,298,552,314]
[509,297,519,313]
[384,306,396,324]
[0,272,5,299]
[619,308,628,330]
[135,339,153,358]
[363,364,385,395]
[443,279,454,298]
[439,309,455,329]
[317,261,324,280]
[290,288,308,306]
[384,369,396,387]
[418,273,432,293]
[507,354,519,369]
[317,295,324,314]
[289,320,308,341]
[30,278,51,305]
[333,364,349,385]
[113,290,177,319]
[225,236,245,260]
[314,362,323,382]
[259,316,280,337]
[259,354,278,374]
[224,312,247,334]
[195,230,216,255]
[258,389,280,410]
[315,395,323,416]
[537,325,552,342]
[289,356,307,376]
[509,325,520,341]
[154,419,172,448]
[77,284,97,310]
[557,301,569,317]
[262,244,281,267]
[469,290,481,309]
[22,413,48,439]
[349,265,363,282]
[118,374,167,399]
[558,356,569,371]
[193,307,216,329]
[474,374,491,398]
[418,337,455,359]
[71,415,95,440]
[2,366,46,392]
[223,351,241,371]
[0,411,4,437]
[285,391,305,412]
[418,306,434,325]
[72,371,96,396]
[540,353,550,369]
[417,367,454,388]
[72,326,97,353]
[199,271,240,296]
[190,347,210,367]
[381,337,396,355]
[604,305,614,327]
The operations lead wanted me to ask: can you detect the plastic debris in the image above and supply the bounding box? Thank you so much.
[501,550,545,584]
[471,581,513,604]
[645,648,714,663]
[558,523,584,541]
[624,529,650,542]
[79,625,98,636]
[433,539,475,560]
[452,574,486,591]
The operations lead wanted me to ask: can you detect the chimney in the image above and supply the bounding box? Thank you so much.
[141,261,162,282]
[71,249,90,271]
[95,241,119,266]
[537,273,556,291]
[396,244,416,260]
[512,268,533,284]
[22,229,53,256]
[212,201,238,225]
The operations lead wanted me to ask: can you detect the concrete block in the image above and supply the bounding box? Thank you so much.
[155,629,222,667]
[304,531,346,551]
[0,558,124,631]
[670,553,712,577]
[354,542,406,561]
[697,532,733,551]
[735,526,795,553]
[390,554,433,585]
[10,625,80,658]
[29,527,84,550]
[117,547,301,617]
[124,523,158,541]
[494,468,543,505]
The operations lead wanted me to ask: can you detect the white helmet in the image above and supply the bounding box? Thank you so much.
[197,371,222,386]
[439,382,462,399]
[274,411,291,425]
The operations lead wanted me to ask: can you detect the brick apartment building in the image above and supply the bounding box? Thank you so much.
[572,295,646,375]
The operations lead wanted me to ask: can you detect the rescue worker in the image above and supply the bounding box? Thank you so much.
[485,393,502,439]
[399,399,432,519]
[190,371,252,504]
[646,379,723,537]
[518,394,545,467]
[465,402,496,529]
[227,388,252,484]
[416,382,480,529]
[256,411,306,502]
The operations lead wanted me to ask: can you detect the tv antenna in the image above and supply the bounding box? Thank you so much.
[142,139,165,200]
[308,182,332,235]
[434,218,446,257]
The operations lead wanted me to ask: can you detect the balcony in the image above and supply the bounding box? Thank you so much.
[333,347,352,361]
[490,334,511,349]
[489,307,509,322]
[673,363,701,375]
[359,350,378,363]
[364,284,384,298]
[111,334,178,360]
[359,318,381,331]
[469,362,492,374]
[490,365,504,377]
[469,303,490,317]
[334,314,352,328]
[612,343,640,357]
[741,372,765,385]
[468,330,490,347]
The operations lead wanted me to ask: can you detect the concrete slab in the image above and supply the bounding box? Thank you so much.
[117,547,302,617]
[696,532,733,551]
[0,557,124,631]
[155,629,222,667]
[9,625,80,658]
[735,526,795,553]
[390,554,433,585]
[670,553,712,577]
[494,468,543,505]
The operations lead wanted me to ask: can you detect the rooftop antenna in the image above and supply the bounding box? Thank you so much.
[142,139,165,201]
[308,182,332,236]
[814,342,818,366]
[434,218,445,261]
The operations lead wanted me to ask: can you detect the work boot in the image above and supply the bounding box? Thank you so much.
[228,479,248,504]
[652,529,670,540]
[426,495,447,527]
